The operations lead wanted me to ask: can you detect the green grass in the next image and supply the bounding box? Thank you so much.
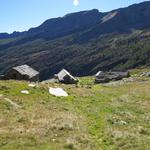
[0,38,18,45]
[129,68,150,76]
[0,75,150,150]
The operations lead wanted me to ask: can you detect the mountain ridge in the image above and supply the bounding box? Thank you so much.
[1,1,149,34]
[0,1,150,80]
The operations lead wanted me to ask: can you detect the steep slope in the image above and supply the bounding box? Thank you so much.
[2,1,150,43]
[0,1,150,80]
[77,1,150,42]
[27,9,102,40]
[0,9,102,50]
[0,29,150,80]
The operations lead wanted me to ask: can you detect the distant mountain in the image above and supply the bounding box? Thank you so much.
[0,31,26,39]
[76,1,150,42]
[2,1,150,41]
[27,9,102,40]
[0,1,150,80]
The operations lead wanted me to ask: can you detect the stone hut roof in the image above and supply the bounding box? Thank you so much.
[12,65,39,78]
[56,69,78,84]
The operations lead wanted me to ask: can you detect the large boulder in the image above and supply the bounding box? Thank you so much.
[55,69,78,84]
[95,71,129,83]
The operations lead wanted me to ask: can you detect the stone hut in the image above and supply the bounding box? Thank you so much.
[95,71,129,83]
[55,69,78,84]
[3,64,39,82]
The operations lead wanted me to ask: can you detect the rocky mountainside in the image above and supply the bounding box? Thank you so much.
[0,1,150,80]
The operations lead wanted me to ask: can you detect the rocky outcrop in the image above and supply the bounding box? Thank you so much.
[140,72,150,77]
[95,71,130,83]
[55,69,78,84]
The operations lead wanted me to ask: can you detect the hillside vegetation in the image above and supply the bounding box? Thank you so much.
[0,2,150,80]
[0,69,150,150]
[0,29,150,80]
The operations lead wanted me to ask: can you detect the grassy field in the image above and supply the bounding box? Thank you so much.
[0,70,150,150]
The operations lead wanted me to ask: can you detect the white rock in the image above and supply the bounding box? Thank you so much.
[52,139,56,142]
[120,120,127,125]
[21,90,29,94]
[49,87,68,97]
[28,84,36,87]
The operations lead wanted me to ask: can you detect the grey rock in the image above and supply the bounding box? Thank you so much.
[140,72,150,77]
[95,71,129,83]
[55,69,78,84]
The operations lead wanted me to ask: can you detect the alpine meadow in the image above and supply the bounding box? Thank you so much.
[0,1,150,150]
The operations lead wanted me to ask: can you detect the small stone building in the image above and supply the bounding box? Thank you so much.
[55,69,78,84]
[4,65,39,82]
[95,71,129,83]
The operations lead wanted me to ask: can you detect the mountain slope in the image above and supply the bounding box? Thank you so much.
[0,31,26,39]
[77,1,150,42]
[27,9,102,40]
[0,1,150,80]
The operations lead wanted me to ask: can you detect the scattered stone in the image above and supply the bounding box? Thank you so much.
[123,77,134,82]
[28,84,36,87]
[52,138,56,142]
[113,119,127,125]
[140,72,150,77]
[21,90,29,94]
[111,130,124,138]
[120,120,127,125]
[108,116,128,125]
[42,78,58,84]
[49,87,68,97]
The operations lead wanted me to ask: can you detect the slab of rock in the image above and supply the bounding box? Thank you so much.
[55,69,78,84]
[49,87,68,97]
[140,72,150,77]
[95,71,129,83]
[21,90,29,94]
[28,84,36,87]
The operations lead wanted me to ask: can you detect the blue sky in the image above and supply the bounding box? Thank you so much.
[0,0,147,33]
